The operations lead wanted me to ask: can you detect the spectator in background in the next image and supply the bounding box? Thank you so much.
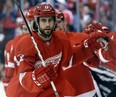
[0,27,5,65]
[0,0,5,14]
[56,0,74,32]
[1,0,18,41]
[81,4,94,31]
[23,0,30,11]
[0,0,18,64]
[67,0,80,32]
[99,0,112,31]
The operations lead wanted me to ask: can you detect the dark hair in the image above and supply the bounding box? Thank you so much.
[36,16,56,23]
[60,16,65,21]
[33,21,38,31]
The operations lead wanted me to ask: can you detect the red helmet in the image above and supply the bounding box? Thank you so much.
[55,9,64,20]
[25,7,35,21]
[34,4,55,18]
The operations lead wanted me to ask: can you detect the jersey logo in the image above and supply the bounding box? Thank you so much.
[14,54,24,66]
[34,52,62,68]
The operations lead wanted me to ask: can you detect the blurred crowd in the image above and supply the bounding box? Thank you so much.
[0,0,114,78]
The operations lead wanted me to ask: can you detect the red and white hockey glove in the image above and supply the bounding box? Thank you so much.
[83,22,110,34]
[83,30,108,52]
[33,64,57,89]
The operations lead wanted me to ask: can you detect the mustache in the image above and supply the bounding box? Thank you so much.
[45,28,51,30]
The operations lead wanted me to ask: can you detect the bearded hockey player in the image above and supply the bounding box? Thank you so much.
[6,4,108,97]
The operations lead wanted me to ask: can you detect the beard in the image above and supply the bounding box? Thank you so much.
[39,27,54,38]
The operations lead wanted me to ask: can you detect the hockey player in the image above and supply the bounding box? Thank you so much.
[55,10,116,69]
[83,23,116,97]
[55,9,110,96]
[2,20,28,92]
[6,4,73,97]
[83,23,116,70]
[25,7,36,32]
[2,7,35,92]
[55,10,116,97]
[6,4,107,97]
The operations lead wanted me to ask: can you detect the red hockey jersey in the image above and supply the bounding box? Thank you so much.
[2,40,13,91]
[6,31,74,97]
[2,34,27,91]
[97,32,116,71]
[82,32,116,71]
[63,32,96,96]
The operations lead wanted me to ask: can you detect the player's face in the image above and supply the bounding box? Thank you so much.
[38,17,55,37]
[55,20,66,31]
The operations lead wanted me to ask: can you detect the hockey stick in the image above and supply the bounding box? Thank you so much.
[15,1,59,97]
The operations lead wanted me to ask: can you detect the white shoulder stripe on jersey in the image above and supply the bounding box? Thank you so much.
[6,52,10,62]
[5,62,14,68]
[98,48,110,63]
[3,82,9,87]
[83,62,89,67]
[111,35,114,40]
[19,72,26,86]
[62,55,73,70]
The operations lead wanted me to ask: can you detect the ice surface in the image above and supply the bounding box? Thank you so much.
[0,81,6,97]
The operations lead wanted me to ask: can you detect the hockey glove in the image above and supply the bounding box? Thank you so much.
[84,22,110,34]
[83,30,108,52]
[34,64,57,89]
